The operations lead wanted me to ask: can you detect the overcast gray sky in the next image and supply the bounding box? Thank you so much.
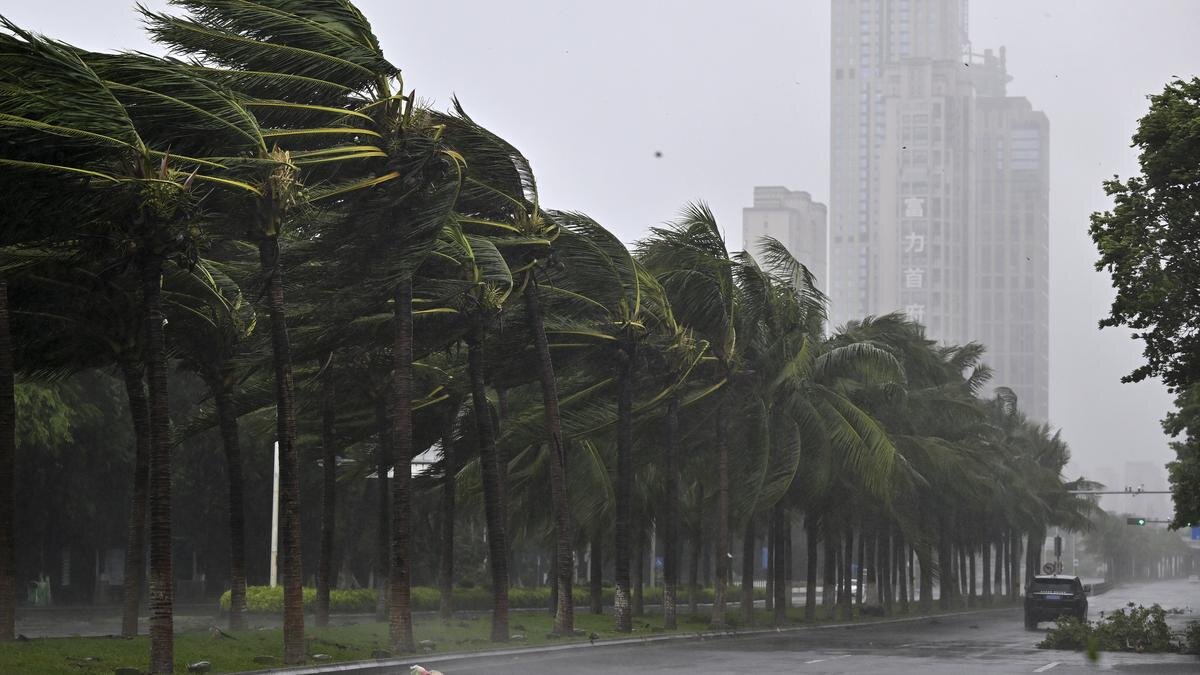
[7,1,1199,490]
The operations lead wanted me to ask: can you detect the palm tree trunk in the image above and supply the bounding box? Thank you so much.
[881,526,893,613]
[840,527,853,620]
[523,281,572,634]
[589,529,603,615]
[439,400,458,622]
[389,278,415,653]
[834,539,843,606]
[1009,532,1022,599]
[936,539,951,609]
[142,254,174,674]
[856,529,865,606]
[662,396,679,630]
[896,532,909,613]
[968,546,977,606]
[1024,533,1034,583]
[764,514,774,615]
[981,536,992,604]
[1028,529,1045,581]
[613,344,634,633]
[494,387,513,587]
[999,535,1008,597]
[918,542,933,613]
[316,358,336,628]
[712,400,730,629]
[958,545,968,605]
[803,513,817,621]
[212,377,247,632]
[783,520,792,610]
[772,509,786,624]
[258,238,304,664]
[375,405,390,620]
[468,335,509,642]
[688,528,700,615]
[872,530,882,606]
[741,518,755,625]
[822,523,836,609]
[633,531,644,617]
[902,540,912,605]
[119,360,149,638]
[548,547,558,615]
[0,281,14,642]
[888,531,897,608]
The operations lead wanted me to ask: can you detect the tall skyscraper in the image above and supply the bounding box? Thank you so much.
[741,187,828,289]
[972,48,1049,419]
[829,0,1049,420]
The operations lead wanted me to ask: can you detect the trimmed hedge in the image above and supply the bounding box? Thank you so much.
[220,584,766,614]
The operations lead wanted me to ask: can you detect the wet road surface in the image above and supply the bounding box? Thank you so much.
[412,578,1200,674]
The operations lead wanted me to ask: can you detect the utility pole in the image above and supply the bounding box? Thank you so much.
[270,440,279,588]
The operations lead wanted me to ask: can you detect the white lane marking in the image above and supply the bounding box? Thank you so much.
[804,659,825,664]
[1033,663,1060,673]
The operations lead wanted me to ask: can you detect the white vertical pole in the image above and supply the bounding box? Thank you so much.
[270,440,280,588]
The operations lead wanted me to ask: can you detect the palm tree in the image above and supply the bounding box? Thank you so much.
[0,29,266,670]
[167,259,257,631]
[316,354,337,627]
[431,108,579,634]
[437,393,463,621]
[431,225,521,641]
[535,212,682,633]
[0,280,11,641]
[638,203,740,627]
[143,0,406,657]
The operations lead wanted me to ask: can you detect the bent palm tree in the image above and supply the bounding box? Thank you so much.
[144,0,430,658]
[0,26,267,669]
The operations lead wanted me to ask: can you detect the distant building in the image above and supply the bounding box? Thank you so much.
[971,48,1050,420]
[742,187,828,291]
[829,0,972,341]
[829,0,1050,420]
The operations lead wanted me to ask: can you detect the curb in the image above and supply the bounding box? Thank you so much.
[242,605,1021,674]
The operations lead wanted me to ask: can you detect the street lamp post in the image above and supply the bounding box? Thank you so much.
[270,441,279,588]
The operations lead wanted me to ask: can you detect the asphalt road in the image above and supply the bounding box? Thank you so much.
[410,578,1200,674]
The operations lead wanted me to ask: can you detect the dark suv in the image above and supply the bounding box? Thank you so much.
[1024,575,1088,630]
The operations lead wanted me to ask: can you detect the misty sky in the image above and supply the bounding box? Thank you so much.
[6,1,1199,496]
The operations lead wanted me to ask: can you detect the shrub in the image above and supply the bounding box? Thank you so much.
[1039,603,1180,654]
[1182,621,1200,655]
[1037,616,1092,651]
[1099,603,1175,652]
[220,587,376,613]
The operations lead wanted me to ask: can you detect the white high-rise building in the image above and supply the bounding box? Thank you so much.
[741,187,828,290]
[829,0,1049,420]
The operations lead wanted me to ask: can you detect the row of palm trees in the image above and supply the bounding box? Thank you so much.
[0,1,1093,671]
[1083,511,1192,583]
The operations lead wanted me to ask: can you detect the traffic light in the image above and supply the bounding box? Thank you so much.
[1126,516,1146,526]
